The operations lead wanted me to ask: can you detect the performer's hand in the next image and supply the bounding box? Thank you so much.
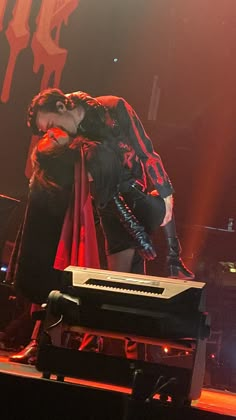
[161,194,173,226]
[136,232,157,261]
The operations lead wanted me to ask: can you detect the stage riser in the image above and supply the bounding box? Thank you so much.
[0,371,234,420]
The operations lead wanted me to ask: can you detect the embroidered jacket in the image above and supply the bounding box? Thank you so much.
[80,95,174,199]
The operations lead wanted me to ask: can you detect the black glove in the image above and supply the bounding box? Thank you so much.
[113,193,157,261]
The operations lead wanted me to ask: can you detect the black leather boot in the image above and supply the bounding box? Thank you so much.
[112,193,156,260]
[166,237,195,280]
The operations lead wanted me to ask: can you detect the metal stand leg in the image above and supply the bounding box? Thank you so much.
[123,369,151,420]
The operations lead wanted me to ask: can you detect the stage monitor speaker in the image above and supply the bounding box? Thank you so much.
[36,267,210,407]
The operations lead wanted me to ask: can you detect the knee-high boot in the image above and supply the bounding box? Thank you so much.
[163,217,195,280]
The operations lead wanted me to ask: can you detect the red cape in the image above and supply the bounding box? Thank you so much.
[54,144,100,270]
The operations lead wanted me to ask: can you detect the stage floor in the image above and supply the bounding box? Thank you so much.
[0,350,235,419]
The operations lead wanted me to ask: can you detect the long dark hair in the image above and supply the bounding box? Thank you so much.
[30,143,64,191]
[30,134,78,192]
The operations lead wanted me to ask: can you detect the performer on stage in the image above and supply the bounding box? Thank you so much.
[8,88,194,363]
[28,88,194,278]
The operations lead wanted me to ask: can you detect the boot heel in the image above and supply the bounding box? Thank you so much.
[168,259,195,280]
[8,339,38,364]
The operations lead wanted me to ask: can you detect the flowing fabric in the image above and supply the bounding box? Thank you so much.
[54,146,100,271]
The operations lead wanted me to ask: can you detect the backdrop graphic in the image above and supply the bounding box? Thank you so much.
[0,0,79,104]
[0,0,79,180]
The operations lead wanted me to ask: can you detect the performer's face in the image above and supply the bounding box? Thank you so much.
[37,128,70,152]
[35,101,85,137]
